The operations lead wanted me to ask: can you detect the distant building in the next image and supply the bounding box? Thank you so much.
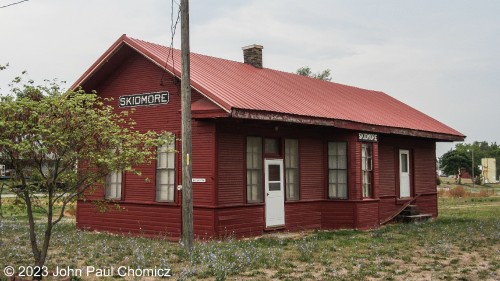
[460,168,471,179]
[481,158,497,183]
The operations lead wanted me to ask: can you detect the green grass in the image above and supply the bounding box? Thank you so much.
[1,196,499,280]
[0,197,70,221]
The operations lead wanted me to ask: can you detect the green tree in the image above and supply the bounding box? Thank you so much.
[454,141,500,177]
[439,147,481,184]
[296,66,332,81]
[0,73,166,278]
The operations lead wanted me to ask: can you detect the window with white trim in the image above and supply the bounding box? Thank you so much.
[156,137,176,202]
[285,139,299,200]
[362,143,373,198]
[328,142,348,199]
[105,171,122,200]
[246,136,263,203]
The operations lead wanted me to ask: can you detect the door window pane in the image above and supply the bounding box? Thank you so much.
[268,165,280,181]
[269,182,281,191]
[401,153,408,172]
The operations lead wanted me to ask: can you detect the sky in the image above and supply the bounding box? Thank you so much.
[1,0,499,157]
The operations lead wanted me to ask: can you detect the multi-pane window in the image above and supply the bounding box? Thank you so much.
[285,139,299,200]
[362,143,373,198]
[328,142,348,199]
[105,171,122,200]
[246,137,263,203]
[156,137,176,202]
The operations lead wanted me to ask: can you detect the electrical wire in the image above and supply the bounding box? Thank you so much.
[160,0,181,86]
[0,0,29,9]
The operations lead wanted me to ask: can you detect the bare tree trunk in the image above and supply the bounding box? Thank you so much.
[24,190,42,267]
[0,182,4,219]
[0,183,4,247]
[24,186,57,280]
[39,186,54,270]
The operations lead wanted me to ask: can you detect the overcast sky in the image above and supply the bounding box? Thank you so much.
[1,0,499,156]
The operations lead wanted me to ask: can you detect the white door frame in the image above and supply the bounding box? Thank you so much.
[399,149,411,198]
[264,159,285,227]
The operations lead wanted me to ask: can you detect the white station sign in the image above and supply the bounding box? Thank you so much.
[358,133,378,142]
[119,91,169,107]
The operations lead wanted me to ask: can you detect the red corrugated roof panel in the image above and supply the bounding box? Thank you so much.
[72,35,465,141]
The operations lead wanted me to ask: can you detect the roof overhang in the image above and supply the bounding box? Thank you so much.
[191,98,230,118]
[231,108,465,142]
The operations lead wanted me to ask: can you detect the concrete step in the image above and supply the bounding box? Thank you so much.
[402,214,433,223]
[396,205,421,220]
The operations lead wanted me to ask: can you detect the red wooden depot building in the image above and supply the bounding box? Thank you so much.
[72,35,465,240]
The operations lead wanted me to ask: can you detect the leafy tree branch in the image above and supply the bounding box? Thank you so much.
[296,66,332,81]
[0,72,169,277]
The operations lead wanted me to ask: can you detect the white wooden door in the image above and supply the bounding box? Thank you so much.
[265,159,285,227]
[399,149,411,198]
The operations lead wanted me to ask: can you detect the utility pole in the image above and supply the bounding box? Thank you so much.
[180,0,193,251]
[471,149,475,189]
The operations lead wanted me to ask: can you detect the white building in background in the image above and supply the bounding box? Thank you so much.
[481,158,497,183]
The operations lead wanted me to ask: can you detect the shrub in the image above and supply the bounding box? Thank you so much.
[436,176,441,186]
[449,186,467,198]
[477,189,493,197]
[437,188,447,198]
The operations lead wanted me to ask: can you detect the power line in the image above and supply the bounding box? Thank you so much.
[160,0,181,86]
[0,0,29,9]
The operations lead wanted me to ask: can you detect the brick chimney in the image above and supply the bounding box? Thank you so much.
[242,44,263,68]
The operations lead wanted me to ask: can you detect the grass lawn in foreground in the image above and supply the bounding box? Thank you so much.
[0,196,499,280]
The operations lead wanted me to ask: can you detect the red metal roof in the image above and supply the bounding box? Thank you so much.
[72,35,465,141]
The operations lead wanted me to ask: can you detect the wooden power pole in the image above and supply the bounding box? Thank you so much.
[180,0,193,251]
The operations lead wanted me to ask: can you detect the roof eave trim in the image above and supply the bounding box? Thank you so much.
[231,109,465,142]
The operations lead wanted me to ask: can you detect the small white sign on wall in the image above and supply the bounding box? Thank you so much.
[192,178,206,183]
